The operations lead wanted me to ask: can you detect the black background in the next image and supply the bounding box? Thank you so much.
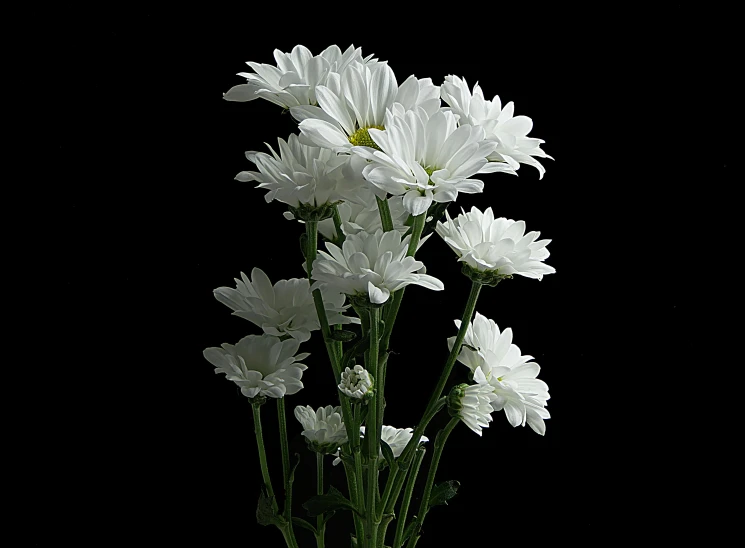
[40,4,727,546]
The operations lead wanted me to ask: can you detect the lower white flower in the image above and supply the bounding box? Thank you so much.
[332,425,428,465]
[203,335,309,399]
[311,229,443,305]
[338,365,373,399]
[213,268,359,342]
[294,405,348,453]
[448,312,550,435]
[448,367,499,436]
[436,206,555,279]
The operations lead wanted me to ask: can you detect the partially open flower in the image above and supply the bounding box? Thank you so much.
[203,335,309,399]
[448,367,498,436]
[338,365,373,400]
[294,405,348,453]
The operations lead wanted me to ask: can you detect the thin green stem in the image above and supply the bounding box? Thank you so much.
[342,458,365,542]
[316,453,326,548]
[398,281,481,466]
[365,307,381,548]
[382,398,447,518]
[277,399,298,546]
[405,418,459,548]
[392,447,426,548]
[376,196,394,232]
[406,213,426,256]
[251,403,278,512]
[332,204,345,244]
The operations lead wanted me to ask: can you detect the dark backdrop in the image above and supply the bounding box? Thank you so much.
[43,4,712,546]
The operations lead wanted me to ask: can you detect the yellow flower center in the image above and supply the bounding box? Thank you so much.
[348,125,384,150]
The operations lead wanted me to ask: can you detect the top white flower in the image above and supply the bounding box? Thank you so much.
[436,206,555,279]
[223,44,375,108]
[351,105,512,215]
[441,75,552,178]
[291,60,440,154]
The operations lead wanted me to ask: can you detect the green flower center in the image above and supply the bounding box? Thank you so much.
[348,125,384,150]
[424,166,437,176]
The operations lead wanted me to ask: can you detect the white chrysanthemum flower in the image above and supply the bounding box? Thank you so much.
[449,367,499,436]
[294,405,348,453]
[236,134,366,208]
[311,229,443,305]
[332,426,428,466]
[435,206,555,279]
[448,312,550,435]
[203,335,309,399]
[318,188,409,241]
[291,60,440,153]
[441,75,552,179]
[338,365,373,399]
[351,105,511,216]
[223,44,374,108]
[213,268,359,343]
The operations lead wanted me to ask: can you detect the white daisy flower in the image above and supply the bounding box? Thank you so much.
[311,229,443,305]
[448,367,499,436]
[291,60,440,153]
[236,133,366,209]
[223,44,374,108]
[213,268,360,343]
[435,206,555,279]
[203,335,309,399]
[332,426,428,466]
[351,105,509,216]
[441,75,552,178]
[318,188,409,241]
[448,312,550,435]
[338,364,373,399]
[294,405,348,453]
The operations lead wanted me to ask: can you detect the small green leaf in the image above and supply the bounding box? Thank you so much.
[428,480,460,508]
[340,333,370,371]
[292,517,317,535]
[330,330,357,342]
[299,233,308,259]
[288,453,301,486]
[302,486,359,517]
[380,440,397,472]
[321,510,336,527]
[256,490,279,526]
[401,518,418,543]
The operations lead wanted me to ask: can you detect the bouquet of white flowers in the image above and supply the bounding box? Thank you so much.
[205,44,555,548]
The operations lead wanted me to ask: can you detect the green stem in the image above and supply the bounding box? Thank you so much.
[342,458,365,542]
[392,447,426,548]
[277,399,298,545]
[406,213,425,256]
[399,281,481,465]
[316,453,326,548]
[332,204,345,244]
[365,307,381,548]
[381,398,446,519]
[376,196,394,232]
[251,403,278,512]
[405,418,459,548]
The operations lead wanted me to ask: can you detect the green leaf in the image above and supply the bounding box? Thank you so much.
[428,480,460,508]
[288,453,301,486]
[401,518,418,543]
[302,486,359,517]
[256,490,280,526]
[380,440,397,472]
[330,329,357,342]
[321,510,336,527]
[299,233,308,259]
[292,517,317,535]
[340,333,370,371]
